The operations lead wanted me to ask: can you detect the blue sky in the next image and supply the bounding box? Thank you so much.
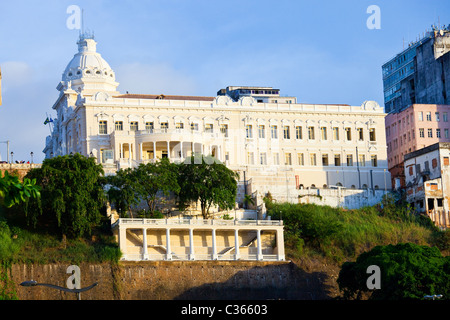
[1,0,450,163]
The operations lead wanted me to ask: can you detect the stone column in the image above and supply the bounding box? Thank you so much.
[153,141,156,160]
[180,141,183,159]
[166,228,172,260]
[167,141,171,159]
[256,229,263,261]
[212,229,218,260]
[276,228,285,261]
[119,225,127,260]
[234,229,240,260]
[140,143,143,161]
[120,143,124,159]
[142,228,148,260]
[189,228,195,260]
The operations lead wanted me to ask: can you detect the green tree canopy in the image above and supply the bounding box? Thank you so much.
[106,158,180,216]
[24,154,106,238]
[0,171,40,208]
[177,155,239,219]
[337,243,450,300]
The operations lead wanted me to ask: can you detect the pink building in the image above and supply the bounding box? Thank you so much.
[385,104,450,188]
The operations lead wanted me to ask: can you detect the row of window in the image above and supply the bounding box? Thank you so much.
[99,120,377,142]
[386,111,449,138]
[418,111,448,122]
[246,125,376,141]
[247,152,378,167]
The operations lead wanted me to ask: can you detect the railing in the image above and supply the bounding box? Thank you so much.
[113,218,283,228]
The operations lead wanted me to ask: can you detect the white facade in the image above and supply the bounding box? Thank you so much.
[44,35,391,207]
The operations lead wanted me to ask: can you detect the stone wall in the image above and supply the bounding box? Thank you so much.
[9,261,332,300]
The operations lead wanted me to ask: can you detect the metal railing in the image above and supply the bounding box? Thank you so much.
[113,218,283,228]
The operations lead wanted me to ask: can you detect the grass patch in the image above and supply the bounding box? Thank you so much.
[266,201,443,264]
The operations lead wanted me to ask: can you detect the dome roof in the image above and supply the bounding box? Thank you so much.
[62,34,116,82]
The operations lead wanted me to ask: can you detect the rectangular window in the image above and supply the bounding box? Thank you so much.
[346,154,353,166]
[322,154,329,166]
[273,153,279,165]
[437,128,441,138]
[369,128,376,141]
[246,125,253,138]
[357,128,363,141]
[310,153,317,166]
[115,121,123,131]
[220,124,228,137]
[419,128,424,138]
[205,123,213,133]
[428,128,433,138]
[260,152,267,165]
[258,125,265,139]
[283,126,290,139]
[436,112,440,122]
[359,154,365,167]
[190,123,199,131]
[130,121,138,131]
[285,153,292,165]
[296,126,302,139]
[446,129,449,138]
[247,152,254,165]
[444,112,448,122]
[371,155,378,167]
[308,127,315,140]
[145,122,154,131]
[271,125,278,139]
[418,111,423,121]
[334,154,341,166]
[321,127,327,140]
[333,127,339,140]
[426,112,432,121]
[345,127,351,141]
[161,122,169,130]
[298,153,304,166]
[99,121,107,135]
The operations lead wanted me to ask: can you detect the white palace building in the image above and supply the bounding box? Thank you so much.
[42,34,391,261]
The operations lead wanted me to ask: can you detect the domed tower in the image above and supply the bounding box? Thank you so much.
[44,33,119,159]
[59,32,119,95]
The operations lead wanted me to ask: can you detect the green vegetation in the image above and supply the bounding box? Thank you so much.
[177,154,239,219]
[265,194,450,300]
[24,154,106,238]
[265,195,444,263]
[338,243,450,300]
[106,158,180,216]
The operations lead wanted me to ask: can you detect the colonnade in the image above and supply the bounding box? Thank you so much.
[117,222,285,261]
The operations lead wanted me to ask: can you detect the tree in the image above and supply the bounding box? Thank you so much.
[0,171,40,208]
[105,167,140,218]
[337,243,450,300]
[243,194,255,209]
[24,154,106,238]
[177,155,239,219]
[106,158,180,216]
[131,158,180,213]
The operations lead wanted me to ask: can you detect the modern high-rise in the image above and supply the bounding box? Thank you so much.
[383,25,450,188]
[382,25,450,114]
